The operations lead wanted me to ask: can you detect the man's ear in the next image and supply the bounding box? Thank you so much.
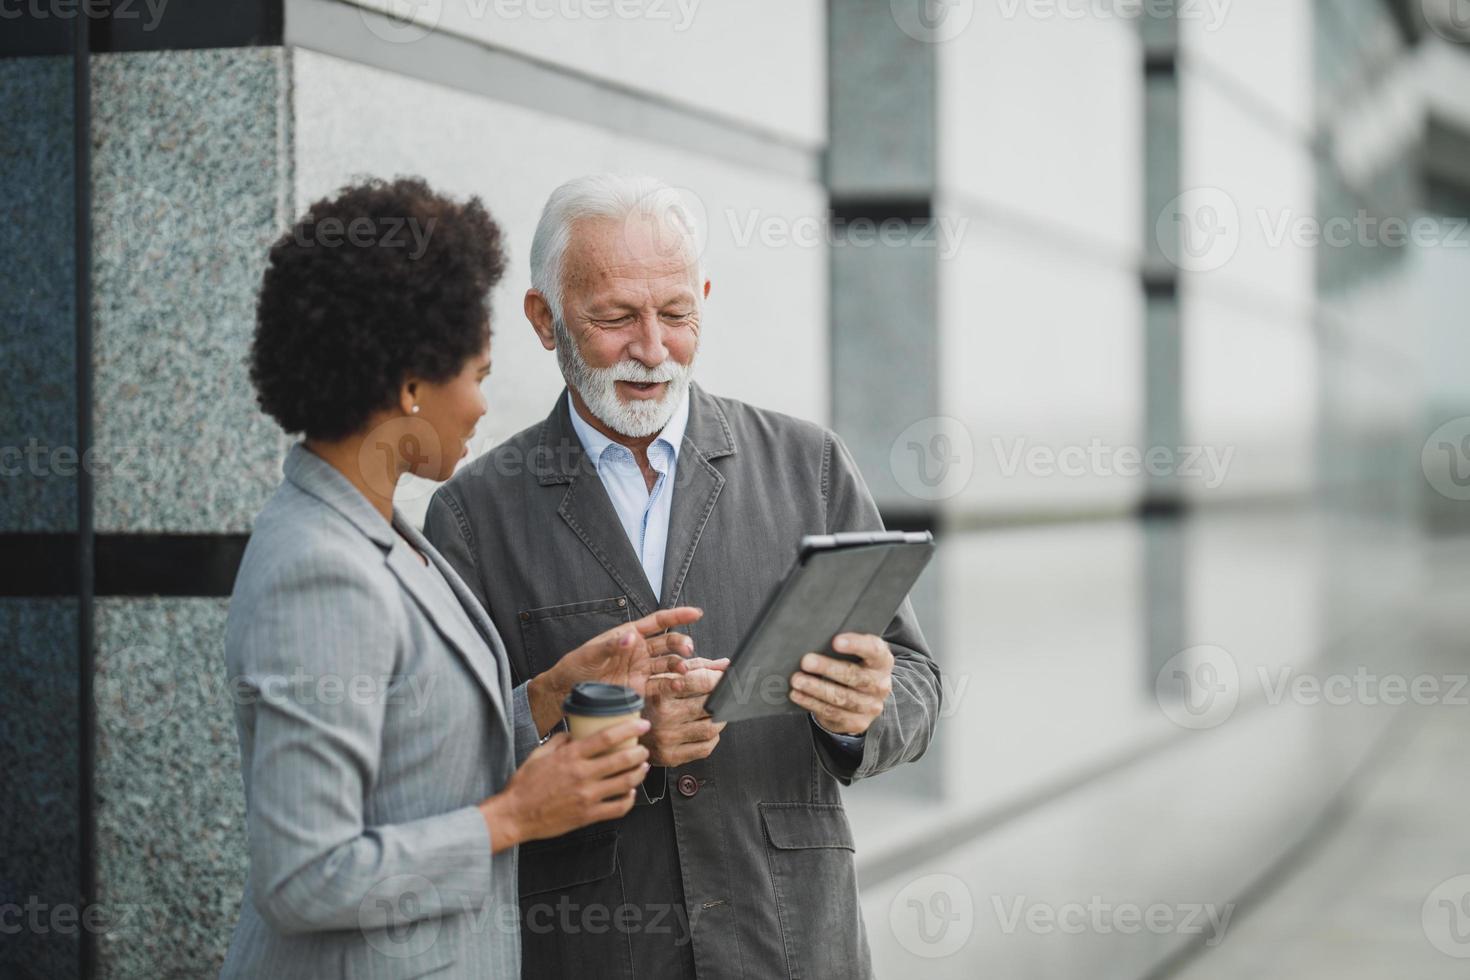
[524,289,557,351]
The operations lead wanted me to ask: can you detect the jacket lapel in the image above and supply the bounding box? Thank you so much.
[534,385,737,613]
[279,445,511,731]
[539,393,662,616]
[659,385,734,605]
[394,515,511,730]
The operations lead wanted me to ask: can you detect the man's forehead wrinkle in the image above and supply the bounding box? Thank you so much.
[566,259,700,308]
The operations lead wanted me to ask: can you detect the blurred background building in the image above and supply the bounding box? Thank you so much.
[3,0,1469,977]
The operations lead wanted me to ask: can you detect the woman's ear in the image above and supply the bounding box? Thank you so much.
[397,379,419,416]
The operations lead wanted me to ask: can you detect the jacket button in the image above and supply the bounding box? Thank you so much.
[676,774,700,798]
[617,598,627,608]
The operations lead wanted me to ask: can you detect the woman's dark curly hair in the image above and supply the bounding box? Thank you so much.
[250,177,506,440]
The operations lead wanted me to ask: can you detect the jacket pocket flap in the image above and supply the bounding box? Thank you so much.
[518,831,619,897]
[519,596,629,623]
[759,803,855,851]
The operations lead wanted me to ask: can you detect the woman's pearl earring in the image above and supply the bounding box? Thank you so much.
[411,405,420,414]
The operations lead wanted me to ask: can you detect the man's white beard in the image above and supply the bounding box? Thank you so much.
[554,317,696,438]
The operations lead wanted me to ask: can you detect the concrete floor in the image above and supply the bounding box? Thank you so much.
[1169,601,1470,979]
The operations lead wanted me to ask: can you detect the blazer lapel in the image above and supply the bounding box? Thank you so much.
[399,515,515,717]
[537,393,661,616]
[283,443,510,729]
[386,519,510,731]
[659,386,736,605]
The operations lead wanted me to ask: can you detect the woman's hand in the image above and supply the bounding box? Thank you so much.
[479,718,652,851]
[526,606,704,735]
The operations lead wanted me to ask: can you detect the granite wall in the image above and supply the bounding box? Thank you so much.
[0,54,82,980]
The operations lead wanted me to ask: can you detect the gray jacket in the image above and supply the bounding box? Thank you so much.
[221,444,538,980]
[425,384,941,980]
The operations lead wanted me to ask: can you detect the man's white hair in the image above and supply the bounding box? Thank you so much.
[529,173,705,325]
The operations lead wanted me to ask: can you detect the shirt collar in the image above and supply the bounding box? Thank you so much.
[567,386,691,470]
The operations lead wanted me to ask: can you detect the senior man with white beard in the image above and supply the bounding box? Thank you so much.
[424,174,941,980]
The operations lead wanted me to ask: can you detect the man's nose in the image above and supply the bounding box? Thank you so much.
[626,312,669,366]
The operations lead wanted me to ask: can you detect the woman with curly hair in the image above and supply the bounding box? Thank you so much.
[220,177,701,980]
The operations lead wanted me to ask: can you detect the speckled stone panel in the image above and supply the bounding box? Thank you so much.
[93,597,246,979]
[0,58,78,532]
[90,48,292,534]
[0,598,82,980]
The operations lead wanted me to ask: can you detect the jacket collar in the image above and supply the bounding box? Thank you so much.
[283,444,510,732]
[535,381,734,486]
[282,442,395,549]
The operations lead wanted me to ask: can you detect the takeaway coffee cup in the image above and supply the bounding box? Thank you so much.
[562,682,645,753]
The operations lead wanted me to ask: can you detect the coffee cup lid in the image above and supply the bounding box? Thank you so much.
[563,682,644,717]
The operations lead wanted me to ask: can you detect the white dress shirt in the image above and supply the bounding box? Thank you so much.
[567,389,690,600]
[566,390,867,756]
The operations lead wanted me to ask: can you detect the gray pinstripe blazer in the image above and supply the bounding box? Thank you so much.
[220,444,539,980]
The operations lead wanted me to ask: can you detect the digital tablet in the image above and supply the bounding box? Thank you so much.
[706,530,935,723]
